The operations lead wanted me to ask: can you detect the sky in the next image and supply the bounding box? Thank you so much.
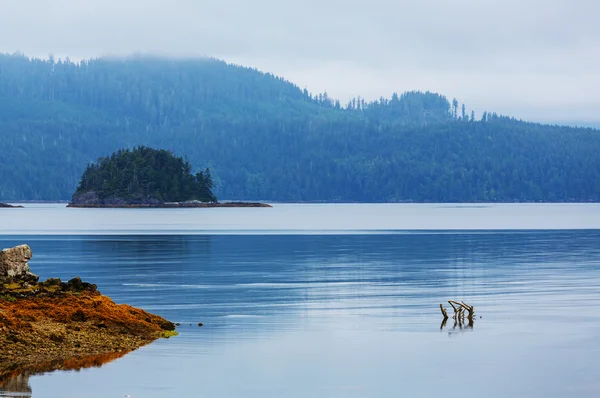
[0,0,598,124]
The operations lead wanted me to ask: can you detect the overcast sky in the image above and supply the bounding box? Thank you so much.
[1,0,598,124]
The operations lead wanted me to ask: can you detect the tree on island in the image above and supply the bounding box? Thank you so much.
[71,146,217,205]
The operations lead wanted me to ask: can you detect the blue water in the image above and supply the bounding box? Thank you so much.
[1,204,600,397]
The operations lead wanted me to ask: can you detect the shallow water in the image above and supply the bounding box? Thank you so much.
[1,204,600,397]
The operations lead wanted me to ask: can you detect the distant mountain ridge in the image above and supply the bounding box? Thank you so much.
[1,53,599,202]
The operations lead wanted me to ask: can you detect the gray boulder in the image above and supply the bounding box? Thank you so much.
[0,244,39,282]
[70,191,101,205]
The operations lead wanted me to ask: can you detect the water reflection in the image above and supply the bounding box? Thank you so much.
[0,352,130,397]
[0,231,599,397]
[440,317,475,331]
[3,231,600,332]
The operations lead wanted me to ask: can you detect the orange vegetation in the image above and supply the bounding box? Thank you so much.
[0,279,175,382]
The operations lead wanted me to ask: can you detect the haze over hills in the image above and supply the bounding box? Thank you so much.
[1,53,600,202]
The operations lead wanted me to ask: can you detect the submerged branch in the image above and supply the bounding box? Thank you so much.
[441,300,476,324]
[439,303,449,320]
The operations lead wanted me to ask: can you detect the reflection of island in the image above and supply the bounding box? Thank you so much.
[0,244,176,384]
[0,351,130,396]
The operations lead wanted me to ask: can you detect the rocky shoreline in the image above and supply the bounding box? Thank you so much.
[0,202,22,208]
[67,201,272,208]
[0,245,176,383]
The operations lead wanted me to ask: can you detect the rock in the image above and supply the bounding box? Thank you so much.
[102,196,129,206]
[71,191,163,206]
[40,278,62,287]
[61,277,97,293]
[0,202,23,208]
[0,245,38,282]
[70,191,100,205]
[0,280,178,382]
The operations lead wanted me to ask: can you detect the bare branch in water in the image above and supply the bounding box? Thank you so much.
[439,304,449,320]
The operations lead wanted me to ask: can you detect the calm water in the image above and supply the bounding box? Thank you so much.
[2,203,600,233]
[1,204,600,397]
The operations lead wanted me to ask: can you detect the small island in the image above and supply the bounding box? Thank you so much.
[0,244,176,382]
[0,203,23,208]
[68,146,270,208]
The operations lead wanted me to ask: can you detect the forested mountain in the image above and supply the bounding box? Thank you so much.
[72,147,216,205]
[1,52,599,202]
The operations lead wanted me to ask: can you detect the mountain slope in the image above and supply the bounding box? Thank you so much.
[1,53,599,202]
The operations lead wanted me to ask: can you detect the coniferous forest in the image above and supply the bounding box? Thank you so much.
[1,52,600,202]
[72,147,216,204]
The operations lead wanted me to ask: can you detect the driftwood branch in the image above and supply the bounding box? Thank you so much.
[448,301,458,312]
[439,304,449,320]
[441,300,475,321]
[440,317,448,330]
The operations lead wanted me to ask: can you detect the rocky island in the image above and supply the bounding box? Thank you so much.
[0,203,23,208]
[0,244,176,382]
[68,146,270,208]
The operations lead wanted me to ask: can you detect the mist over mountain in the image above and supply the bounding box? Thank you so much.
[1,53,599,202]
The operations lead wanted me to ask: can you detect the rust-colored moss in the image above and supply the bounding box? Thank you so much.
[0,278,176,382]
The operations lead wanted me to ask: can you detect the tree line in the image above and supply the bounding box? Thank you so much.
[1,53,599,202]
